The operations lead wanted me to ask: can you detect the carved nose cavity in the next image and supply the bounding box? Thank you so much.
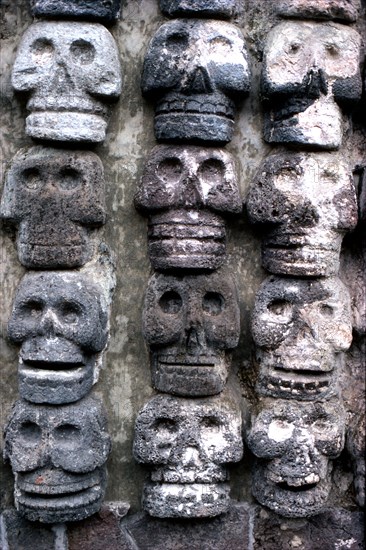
[305,67,328,98]
[182,174,203,206]
[39,309,59,337]
[183,66,213,94]
[186,326,204,353]
[52,60,75,93]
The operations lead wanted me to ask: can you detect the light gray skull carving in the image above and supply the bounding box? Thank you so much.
[4,397,111,523]
[247,399,345,518]
[133,394,243,518]
[135,145,241,271]
[143,270,240,397]
[276,0,361,22]
[251,276,352,400]
[0,147,105,269]
[8,271,109,404]
[141,19,250,144]
[12,22,122,143]
[246,152,358,276]
[262,22,362,149]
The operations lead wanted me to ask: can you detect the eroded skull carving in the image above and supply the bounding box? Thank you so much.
[30,0,121,23]
[160,0,236,18]
[262,22,362,149]
[12,22,122,143]
[135,145,241,271]
[133,394,243,518]
[143,270,240,396]
[141,19,250,144]
[0,147,105,269]
[4,397,111,523]
[8,271,109,404]
[246,152,358,276]
[251,276,352,400]
[247,399,345,518]
[276,0,361,22]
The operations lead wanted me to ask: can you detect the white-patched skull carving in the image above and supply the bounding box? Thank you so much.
[141,19,250,144]
[276,0,361,22]
[262,22,362,149]
[4,397,111,524]
[246,152,358,276]
[0,147,105,269]
[8,271,109,404]
[133,394,243,518]
[251,276,352,400]
[247,399,345,518]
[143,270,240,396]
[135,145,241,271]
[12,22,122,143]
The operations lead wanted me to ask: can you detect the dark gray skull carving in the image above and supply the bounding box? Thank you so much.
[12,22,122,143]
[160,0,236,18]
[276,0,361,22]
[247,399,345,518]
[0,147,105,269]
[8,271,109,404]
[246,152,358,276]
[133,394,243,518]
[143,271,240,396]
[141,19,250,144]
[262,22,362,149]
[135,145,241,271]
[4,397,111,523]
[251,276,352,400]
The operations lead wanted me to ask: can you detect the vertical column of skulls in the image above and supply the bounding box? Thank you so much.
[132,0,251,519]
[245,0,363,518]
[0,0,122,524]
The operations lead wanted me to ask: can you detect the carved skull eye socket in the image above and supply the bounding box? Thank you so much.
[31,38,54,65]
[153,418,178,434]
[209,36,233,52]
[22,167,42,191]
[202,292,224,315]
[159,291,183,314]
[59,301,82,324]
[319,304,334,317]
[325,44,340,57]
[54,423,81,443]
[58,168,82,191]
[267,299,292,321]
[70,40,96,65]
[21,298,44,317]
[200,415,223,430]
[198,159,225,188]
[288,42,301,54]
[165,32,189,52]
[19,421,42,442]
[156,158,183,184]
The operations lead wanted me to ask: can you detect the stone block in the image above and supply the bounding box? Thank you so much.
[276,0,361,22]
[160,0,236,19]
[0,509,57,550]
[30,0,121,23]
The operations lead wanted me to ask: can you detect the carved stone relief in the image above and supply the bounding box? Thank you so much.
[29,0,122,23]
[133,393,243,518]
[8,271,109,404]
[12,21,122,143]
[0,147,105,269]
[275,0,361,22]
[135,145,241,271]
[159,0,236,19]
[141,19,250,144]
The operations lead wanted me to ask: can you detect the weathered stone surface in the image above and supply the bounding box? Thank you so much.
[251,276,352,401]
[0,508,58,550]
[141,19,250,144]
[346,411,365,508]
[135,145,241,271]
[143,270,240,396]
[12,22,122,143]
[246,151,358,276]
[30,0,121,23]
[262,21,362,149]
[4,396,111,524]
[276,0,361,22]
[247,398,346,518]
[8,271,109,404]
[133,393,243,518]
[0,147,105,269]
[160,0,236,18]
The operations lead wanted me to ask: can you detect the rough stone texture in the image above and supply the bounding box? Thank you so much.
[247,398,346,518]
[30,0,121,23]
[246,151,358,276]
[346,411,365,508]
[0,147,106,269]
[143,270,240,396]
[12,21,122,143]
[251,276,352,401]
[135,145,241,271]
[160,0,236,19]
[4,396,111,524]
[133,393,243,518]
[0,508,60,550]
[276,0,361,22]
[8,271,109,404]
[262,21,362,149]
[141,19,250,144]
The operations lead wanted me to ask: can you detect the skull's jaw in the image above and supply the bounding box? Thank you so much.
[18,240,91,270]
[25,112,109,143]
[143,481,230,518]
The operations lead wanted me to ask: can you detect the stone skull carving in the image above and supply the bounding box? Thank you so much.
[141,19,250,144]
[30,0,121,23]
[143,270,240,397]
[246,152,358,277]
[251,276,352,400]
[133,394,243,518]
[4,397,111,523]
[135,145,241,271]
[262,21,362,149]
[12,22,122,143]
[160,0,236,18]
[247,399,345,518]
[0,147,105,269]
[276,0,360,22]
[8,271,109,405]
